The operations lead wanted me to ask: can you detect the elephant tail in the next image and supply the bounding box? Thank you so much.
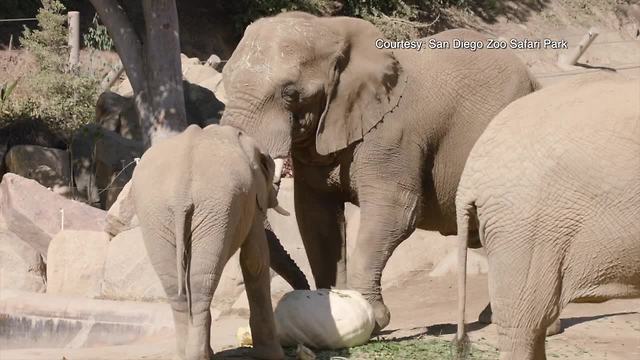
[453,196,475,359]
[175,203,194,316]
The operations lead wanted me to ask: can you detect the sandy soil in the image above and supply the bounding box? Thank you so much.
[3,272,638,360]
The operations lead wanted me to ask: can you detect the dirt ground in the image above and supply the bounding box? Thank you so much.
[2,272,638,360]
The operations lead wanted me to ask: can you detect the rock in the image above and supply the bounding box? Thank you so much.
[0,118,67,177]
[70,124,143,209]
[0,289,174,349]
[93,130,143,209]
[428,249,489,277]
[46,230,110,298]
[0,141,8,174]
[104,179,138,237]
[101,227,166,301]
[0,173,107,257]
[94,91,142,140]
[113,53,226,109]
[205,54,223,72]
[4,145,71,196]
[0,229,46,292]
[184,82,225,126]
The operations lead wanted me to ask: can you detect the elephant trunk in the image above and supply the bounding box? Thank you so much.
[264,218,310,290]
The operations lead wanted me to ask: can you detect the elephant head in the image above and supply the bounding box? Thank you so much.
[220,12,407,162]
[237,129,289,216]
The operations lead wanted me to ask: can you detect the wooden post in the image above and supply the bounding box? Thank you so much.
[68,11,80,67]
[8,34,13,52]
[558,27,599,70]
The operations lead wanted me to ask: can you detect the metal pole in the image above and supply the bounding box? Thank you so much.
[68,11,80,67]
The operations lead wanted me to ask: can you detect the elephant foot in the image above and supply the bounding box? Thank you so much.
[546,318,563,336]
[478,303,493,324]
[371,300,391,334]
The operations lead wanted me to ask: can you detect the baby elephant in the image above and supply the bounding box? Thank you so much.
[455,77,640,360]
[132,124,288,360]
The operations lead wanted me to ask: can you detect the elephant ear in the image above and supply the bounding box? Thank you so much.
[314,17,408,156]
[237,130,275,213]
[256,152,278,212]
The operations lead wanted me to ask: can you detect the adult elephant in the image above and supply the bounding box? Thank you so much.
[220,12,539,330]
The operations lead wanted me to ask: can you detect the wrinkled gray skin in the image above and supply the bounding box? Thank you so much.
[455,77,640,360]
[132,124,296,360]
[220,11,538,330]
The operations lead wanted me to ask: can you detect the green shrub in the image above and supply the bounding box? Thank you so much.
[3,0,100,139]
[84,14,114,51]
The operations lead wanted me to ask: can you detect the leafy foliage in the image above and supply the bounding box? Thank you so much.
[284,338,497,359]
[83,14,114,51]
[0,80,19,114]
[225,0,482,39]
[2,0,100,139]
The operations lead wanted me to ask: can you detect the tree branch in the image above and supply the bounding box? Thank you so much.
[89,0,145,96]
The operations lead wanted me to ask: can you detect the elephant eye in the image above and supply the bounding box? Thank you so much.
[281,85,300,105]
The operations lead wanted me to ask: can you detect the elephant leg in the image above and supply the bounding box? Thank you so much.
[294,177,347,288]
[478,303,562,336]
[140,224,189,360]
[348,187,420,331]
[240,216,284,360]
[182,219,233,360]
[488,243,562,360]
[497,327,547,360]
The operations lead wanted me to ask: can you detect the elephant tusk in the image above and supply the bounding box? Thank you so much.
[273,158,285,184]
[273,205,290,216]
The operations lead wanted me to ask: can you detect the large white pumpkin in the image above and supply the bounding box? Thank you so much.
[274,289,375,349]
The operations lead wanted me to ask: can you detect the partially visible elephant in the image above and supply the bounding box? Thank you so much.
[455,77,640,360]
[220,11,539,330]
[132,124,302,360]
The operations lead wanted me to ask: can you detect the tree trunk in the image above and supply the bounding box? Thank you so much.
[141,0,187,145]
[89,0,187,148]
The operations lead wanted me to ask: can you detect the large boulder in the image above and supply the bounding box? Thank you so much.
[101,227,166,301]
[4,145,71,196]
[0,229,46,292]
[70,124,143,209]
[95,91,141,140]
[46,230,110,298]
[104,179,138,237]
[0,118,67,178]
[105,81,224,139]
[111,54,226,128]
[0,173,107,257]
